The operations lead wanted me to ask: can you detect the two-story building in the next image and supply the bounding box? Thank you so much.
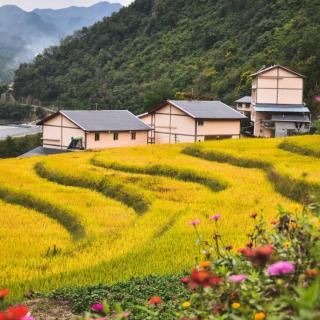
[250,65,311,137]
[139,100,246,144]
[235,96,252,118]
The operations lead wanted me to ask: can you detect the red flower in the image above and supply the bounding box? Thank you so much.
[0,305,29,320]
[0,289,9,300]
[181,269,222,290]
[271,220,278,225]
[305,269,318,277]
[238,245,273,266]
[148,296,162,305]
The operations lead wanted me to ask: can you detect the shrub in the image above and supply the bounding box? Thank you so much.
[83,203,320,319]
[0,134,41,158]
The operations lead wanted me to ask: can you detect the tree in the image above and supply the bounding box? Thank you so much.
[313,120,320,134]
[143,78,175,110]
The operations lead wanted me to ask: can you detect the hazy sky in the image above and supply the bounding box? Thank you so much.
[0,0,134,11]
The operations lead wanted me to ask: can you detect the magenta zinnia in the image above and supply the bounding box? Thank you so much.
[267,261,294,276]
[91,303,104,312]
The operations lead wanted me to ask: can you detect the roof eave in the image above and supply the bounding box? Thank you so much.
[194,116,246,120]
[37,111,60,125]
[251,65,306,78]
[59,111,86,131]
[86,127,152,132]
[167,100,197,118]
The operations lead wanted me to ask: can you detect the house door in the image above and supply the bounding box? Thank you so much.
[68,138,83,150]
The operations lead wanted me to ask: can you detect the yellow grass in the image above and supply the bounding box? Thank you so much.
[0,135,319,301]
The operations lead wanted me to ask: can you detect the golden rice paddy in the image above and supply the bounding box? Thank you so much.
[0,135,319,301]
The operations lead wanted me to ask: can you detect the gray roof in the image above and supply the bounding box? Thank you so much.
[167,100,246,119]
[271,115,311,123]
[19,147,70,158]
[235,96,252,103]
[255,104,310,113]
[251,65,305,78]
[60,110,152,132]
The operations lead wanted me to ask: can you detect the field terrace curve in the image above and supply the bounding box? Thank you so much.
[1,135,319,302]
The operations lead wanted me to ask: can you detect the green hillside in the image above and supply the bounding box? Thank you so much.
[14,0,320,115]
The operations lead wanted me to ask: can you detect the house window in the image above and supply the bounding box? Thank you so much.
[197,120,204,126]
[95,133,100,141]
[131,132,136,140]
[113,132,119,140]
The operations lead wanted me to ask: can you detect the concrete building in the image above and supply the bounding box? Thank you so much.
[139,100,246,144]
[37,110,151,150]
[235,96,252,118]
[250,65,311,137]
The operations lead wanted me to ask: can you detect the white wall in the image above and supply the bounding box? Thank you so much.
[86,131,148,149]
[42,114,85,149]
[255,67,304,105]
[139,103,241,144]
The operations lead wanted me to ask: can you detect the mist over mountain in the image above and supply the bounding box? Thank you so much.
[0,2,122,82]
[34,2,123,36]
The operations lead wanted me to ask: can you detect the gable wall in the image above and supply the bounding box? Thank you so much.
[42,113,84,149]
[152,103,196,143]
[256,67,303,105]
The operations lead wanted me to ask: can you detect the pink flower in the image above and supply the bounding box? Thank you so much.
[209,214,221,221]
[189,219,200,226]
[228,274,248,283]
[314,95,320,102]
[267,261,294,276]
[22,317,35,320]
[91,303,104,312]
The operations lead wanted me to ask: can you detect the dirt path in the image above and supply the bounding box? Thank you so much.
[25,298,81,320]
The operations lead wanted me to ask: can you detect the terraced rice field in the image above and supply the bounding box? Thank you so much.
[0,135,319,302]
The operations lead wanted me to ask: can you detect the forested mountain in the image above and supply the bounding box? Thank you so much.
[14,0,320,115]
[34,2,122,36]
[0,2,122,83]
[0,5,62,82]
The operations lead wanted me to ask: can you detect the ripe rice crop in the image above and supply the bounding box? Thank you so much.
[279,135,320,158]
[0,135,319,302]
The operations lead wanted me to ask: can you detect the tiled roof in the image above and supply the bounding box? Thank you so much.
[39,110,152,132]
[235,96,252,103]
[167,100,246,119]
[19,147,70,158]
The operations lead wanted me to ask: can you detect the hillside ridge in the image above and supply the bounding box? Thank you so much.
[13,0,320,115]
